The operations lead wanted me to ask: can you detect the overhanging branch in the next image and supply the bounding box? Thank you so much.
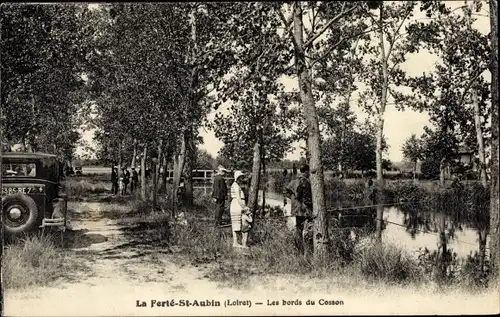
[304,2,356,49]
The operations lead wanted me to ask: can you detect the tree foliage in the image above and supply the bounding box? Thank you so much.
[1,4,94,161]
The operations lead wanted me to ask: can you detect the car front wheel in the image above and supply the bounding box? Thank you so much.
[2,194,39,234]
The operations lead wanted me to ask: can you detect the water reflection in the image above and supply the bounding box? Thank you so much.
[385,206,483,258]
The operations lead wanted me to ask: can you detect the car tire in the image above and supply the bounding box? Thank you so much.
[2,194,39,234]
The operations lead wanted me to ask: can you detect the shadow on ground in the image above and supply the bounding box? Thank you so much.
[63,229,109,248]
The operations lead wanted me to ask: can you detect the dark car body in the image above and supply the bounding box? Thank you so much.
[1,152,67,236]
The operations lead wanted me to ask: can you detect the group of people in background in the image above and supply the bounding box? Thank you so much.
[212,163,313,256]
[111,166,139,195]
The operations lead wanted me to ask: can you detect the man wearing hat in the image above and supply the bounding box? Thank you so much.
[284,164,313,257]
[212,165,229,226]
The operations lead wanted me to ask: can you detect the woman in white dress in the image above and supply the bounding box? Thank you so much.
[230,171,249,248]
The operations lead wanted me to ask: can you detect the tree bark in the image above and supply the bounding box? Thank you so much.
[172,133,187,216]
[440,159,446,186]
[376,204,383,241]
[117,142,122,195]
[131,138,137,168]
[465,3,488,188]
[261,133,267,217]
[248,140,262,221]
[413,161,417,181]
[293,3,328,259]
[152,159,157,206]
[152,140,162,205]
[489,0,500,282]
[183,128,195,206]
[161,156,168,192]
[472,86,488,187]
[140,144,147,200]
[376,4,388,189]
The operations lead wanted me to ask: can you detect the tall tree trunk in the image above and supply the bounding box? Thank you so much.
[489,0,500,282]
[413,161,417,181]
[465,2,488,188]
[377,4,388,189]
[117,142,122,195]
[472,86,488,187]
[152,140,162,205]
[141,144,147,200]
[131,138,137,168]
[152,158,157,206]
[156,141,163,185]
[172,134,187,216]
[376,204,383,241]
[181,7,199,207]
[183,128,195,207]
[478,228,488,274]
[161,156,168,191]
[293,3,328,259]
[261,136,267,217]
[440,159,446,186]
[248,140,262,221]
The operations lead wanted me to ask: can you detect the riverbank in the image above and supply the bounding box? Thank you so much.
[4,197,499,316]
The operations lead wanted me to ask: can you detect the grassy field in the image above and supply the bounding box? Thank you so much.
[3,235,90,290]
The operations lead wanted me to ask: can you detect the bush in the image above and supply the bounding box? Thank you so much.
[3,235,68,289]
[355,242,424,284]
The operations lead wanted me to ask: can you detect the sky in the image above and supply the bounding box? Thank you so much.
[77,1,491,163]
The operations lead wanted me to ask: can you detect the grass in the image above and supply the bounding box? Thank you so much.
[62,178,110,197]
[355,241,424,285]
[3,234,86,290]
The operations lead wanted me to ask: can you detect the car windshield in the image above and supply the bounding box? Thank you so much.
[2,163,37,177]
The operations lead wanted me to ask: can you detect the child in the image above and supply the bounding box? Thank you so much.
[119,176,125,195]
[241,208,253,233]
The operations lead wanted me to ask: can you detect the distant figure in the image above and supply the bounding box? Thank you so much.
[111,167,118,195]
[365,176,375,203]
[119,175,125,195]
[131,167,139,193]
[123,167,130,194]
[366,176,373,188]
[292,163,297,176]
[285,164,313,258]
[451,174,463,191]
[283,168,288,177]
[145,168,152,179]
[212,165,229,226]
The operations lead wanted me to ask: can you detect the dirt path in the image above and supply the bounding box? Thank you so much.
[4,200,499,316]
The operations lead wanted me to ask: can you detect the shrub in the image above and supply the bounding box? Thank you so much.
[355,242,424,284]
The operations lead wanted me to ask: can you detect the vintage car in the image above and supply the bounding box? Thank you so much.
[1,152,67,236]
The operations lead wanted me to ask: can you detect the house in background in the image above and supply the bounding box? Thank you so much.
[454,146,475,167]
[447,146,477,179]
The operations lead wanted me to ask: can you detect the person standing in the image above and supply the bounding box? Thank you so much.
[131,167,139,193]
[111,167,118,195]
[212,165,229,225]
[230,171,249,248]
[123,167,130,195]
[284,164,313,258]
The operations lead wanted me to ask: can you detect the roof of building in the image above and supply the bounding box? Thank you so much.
[457,146,475,154]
